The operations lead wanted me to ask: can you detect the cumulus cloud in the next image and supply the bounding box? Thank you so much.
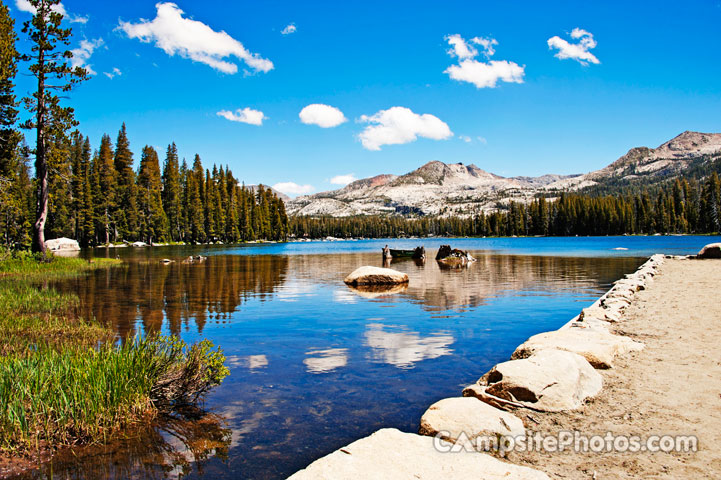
[330,174,356,185]
[445,59,524,88]
[15,0,65,15]
[547,28,600,65]
[272,182,315,196]
[471,36,498,57]
[299,104,347,128]
[358,106,452,151]
[70,38,104,75]
[15,0,86,22]
[217,107,266,125]
[445,34,477,59]
[444,34,524,89]
[118,2,273,74]
[281,23,296,35]
[104,67,122,79]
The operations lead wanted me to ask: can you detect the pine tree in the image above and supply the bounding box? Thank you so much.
[162,142,182,241]
[113,123,138,240]
[94,134,116,244]
[0,0,19,177]
[21,0,88,254]
[137,145,168,244]
[79,135,93,246]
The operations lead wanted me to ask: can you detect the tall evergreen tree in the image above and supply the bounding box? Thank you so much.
[94,134,116,244]
[21,0,87,254]
[0,0,19,176]
[113,123,138,240]
[162,142,182,241]
[137,145,167,244]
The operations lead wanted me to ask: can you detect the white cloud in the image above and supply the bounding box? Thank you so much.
[103,67,122,79]
[330,174,356,185]
[70,38,103,75]
[445,59,524,88]
[477,136,488,145]
[281,23,296,35]
[445,34,477,59]
[547,28,600,66]
[358,106,452,151]
[471,36,498,57]
[272,182,315,196]
[444,34,524,89]
[459,135,471,143]
[15,0,87,23]
[217,107,266,125]
[299,103,347,128]
[15,0,65,15]
[118,2,273,74]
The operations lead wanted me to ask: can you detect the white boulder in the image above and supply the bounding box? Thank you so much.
[287,428,550,480]
[465,350,602,412]
[512,329,644,369]
[343,266,409,286]
[45,237,80,252]
[418,397,525,451]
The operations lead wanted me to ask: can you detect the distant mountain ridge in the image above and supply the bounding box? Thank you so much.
[287,131,721,217]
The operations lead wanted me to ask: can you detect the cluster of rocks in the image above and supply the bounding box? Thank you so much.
[292,253,675,479]
[181,255,207,264]
[435,244,476,267]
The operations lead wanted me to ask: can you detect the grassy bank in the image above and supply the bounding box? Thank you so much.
[0,252,229,455]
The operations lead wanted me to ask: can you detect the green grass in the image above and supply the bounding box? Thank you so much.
[0,251,229,455]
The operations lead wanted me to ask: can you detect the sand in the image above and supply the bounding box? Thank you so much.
[511,258,721,479]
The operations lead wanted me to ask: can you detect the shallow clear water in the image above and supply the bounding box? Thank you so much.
[24,236,720,479]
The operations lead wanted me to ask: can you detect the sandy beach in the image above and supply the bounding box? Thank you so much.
[512,258,721,478]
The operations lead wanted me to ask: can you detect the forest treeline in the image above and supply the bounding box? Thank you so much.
[0,124,289,247]
[289,174,721,238]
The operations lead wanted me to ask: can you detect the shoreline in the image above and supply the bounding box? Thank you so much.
[288,251,718,479]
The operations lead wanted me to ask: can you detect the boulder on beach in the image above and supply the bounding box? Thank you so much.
[418,397,525,450]
[131,241,148,247]
[287,428,550,480]
[698,243,721,259]
[343,266,409,286]
[465,349,602,412]
[512,328,644,369]
[45,237,80,252]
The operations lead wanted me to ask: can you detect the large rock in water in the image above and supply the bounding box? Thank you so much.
[511,328,644,369]
[287,428,550,480]
[698,243,721,259]
[464,350,602,412]
[343,266,409,286]
[418,397,525,451]
[45,237,80,252]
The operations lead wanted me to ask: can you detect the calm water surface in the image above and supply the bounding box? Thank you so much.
[24,236,720,479]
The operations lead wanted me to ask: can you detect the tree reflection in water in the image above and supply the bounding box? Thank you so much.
[21,408,231,480]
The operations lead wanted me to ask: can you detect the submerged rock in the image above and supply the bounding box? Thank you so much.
[512,328,644,369]
[287,428,550,480]
[698,243,721,259]
[418,397,525,451]
[466,350,602,412]
[45,237,80,252]
[343,266,409,286]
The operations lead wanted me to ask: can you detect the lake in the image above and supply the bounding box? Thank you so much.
[23,236,720,479]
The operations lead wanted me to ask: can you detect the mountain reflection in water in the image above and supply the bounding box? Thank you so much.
[38,249,643,480]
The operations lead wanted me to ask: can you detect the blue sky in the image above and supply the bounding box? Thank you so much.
[10,0,721,196]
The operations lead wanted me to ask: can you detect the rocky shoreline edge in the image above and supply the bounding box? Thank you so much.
[286,248,716,479]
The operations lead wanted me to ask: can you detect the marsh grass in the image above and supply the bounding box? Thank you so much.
[0,252,229,455]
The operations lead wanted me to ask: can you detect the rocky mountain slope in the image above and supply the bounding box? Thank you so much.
[287,131,721,217]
